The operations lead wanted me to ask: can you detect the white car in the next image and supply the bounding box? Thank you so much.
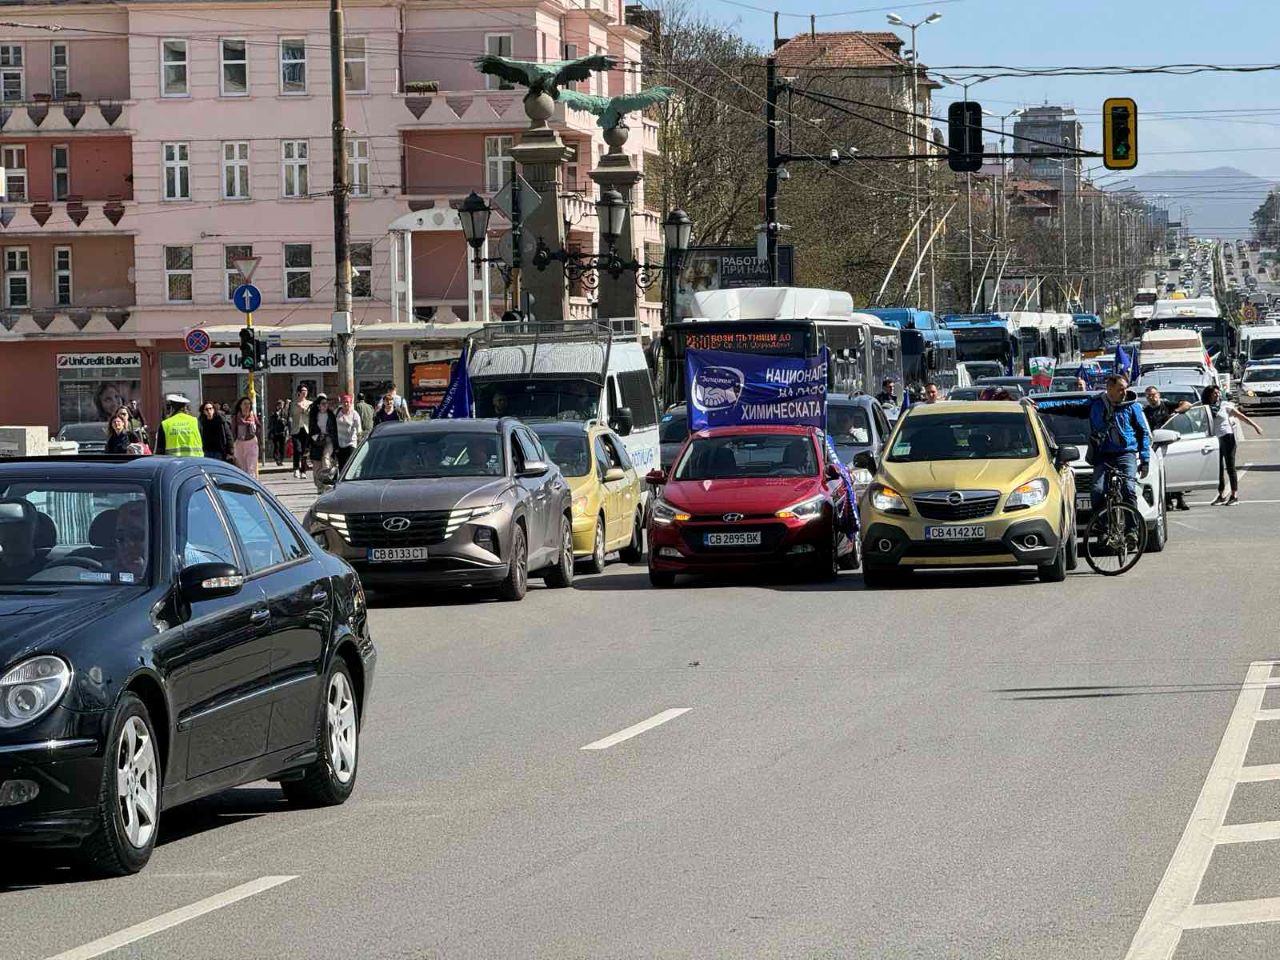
[1240,364,1280,414]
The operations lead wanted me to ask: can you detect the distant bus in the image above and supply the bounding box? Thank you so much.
[1073,313,1105,357]
[861,308,958,393]
[1149,297,1235,363]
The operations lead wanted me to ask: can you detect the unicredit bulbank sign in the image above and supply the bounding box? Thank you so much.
[202,348,337,374]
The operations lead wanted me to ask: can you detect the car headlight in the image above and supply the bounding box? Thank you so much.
[1247,389,1256,397]
[572,494,589,517]
[869,483,908,515]
[1004,478,1050,512]
[776,494,826,521]
[0,656,72,729]
[446,503,502,536]
[651,499,690,525]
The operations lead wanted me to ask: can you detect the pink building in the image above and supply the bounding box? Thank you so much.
[0,0,660,429]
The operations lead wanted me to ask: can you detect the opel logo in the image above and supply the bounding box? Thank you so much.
[947,492,965,505]
[382,516,411,532]
[723,512,744,522]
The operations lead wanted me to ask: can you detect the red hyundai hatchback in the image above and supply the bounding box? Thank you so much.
[645,424,856,587]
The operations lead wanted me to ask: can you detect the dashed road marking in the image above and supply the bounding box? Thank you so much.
[581,708,691,751]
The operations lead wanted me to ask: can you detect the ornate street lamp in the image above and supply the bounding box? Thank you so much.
[458,192,492,252]
[663,209,694,324]
[595,189,628,247]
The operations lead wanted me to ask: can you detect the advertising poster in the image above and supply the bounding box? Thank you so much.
[686,348,828,430]
[56,353,142,426]
[675,246,794,320]
[409,360,454,413]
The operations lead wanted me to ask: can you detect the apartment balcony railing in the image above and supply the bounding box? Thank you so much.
[0,198,135,233]
[0,99,133,134]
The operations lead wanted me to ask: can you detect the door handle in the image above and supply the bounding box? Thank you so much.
[250,607,271,624]
[311,587,329,604]
[1201,445,1214,454]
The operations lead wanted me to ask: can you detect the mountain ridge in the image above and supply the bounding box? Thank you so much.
[1117,166,1276,239]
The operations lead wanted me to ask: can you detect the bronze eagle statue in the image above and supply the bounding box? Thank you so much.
[473,54,618,102]
[557,87,675,130]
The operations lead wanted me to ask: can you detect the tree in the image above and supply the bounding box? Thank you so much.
[1251,189,1279,247]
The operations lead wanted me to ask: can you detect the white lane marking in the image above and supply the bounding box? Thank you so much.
[1216,821,1280,844]
[1182,897,1280,929]
[43,875,296,960]
[1237,763,1280,782]
[581,708,691,751]
[1124,661,1272,960]
[1256,709,1280,722]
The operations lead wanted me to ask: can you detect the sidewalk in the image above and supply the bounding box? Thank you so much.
[258,460,322,519]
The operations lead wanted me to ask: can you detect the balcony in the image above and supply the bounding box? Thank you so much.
[0,99,134,135]
[0,306,133,338]
[640,117,659,156]
[398,89,598,135]
[0,199,136,233]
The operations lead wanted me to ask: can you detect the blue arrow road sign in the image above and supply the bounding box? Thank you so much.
[233,283,262,314]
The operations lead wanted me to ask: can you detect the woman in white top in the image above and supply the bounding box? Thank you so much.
[1202,383,1262,506]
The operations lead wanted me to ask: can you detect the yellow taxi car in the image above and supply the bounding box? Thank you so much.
[858,400,1079,587]
[532,421,645,572]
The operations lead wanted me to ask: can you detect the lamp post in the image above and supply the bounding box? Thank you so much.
[887,11,941,308]
[663,209,693,324]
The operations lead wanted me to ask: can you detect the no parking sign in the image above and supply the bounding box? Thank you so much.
[184,328,210,354]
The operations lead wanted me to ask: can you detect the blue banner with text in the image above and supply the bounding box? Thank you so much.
[686,348,828,431]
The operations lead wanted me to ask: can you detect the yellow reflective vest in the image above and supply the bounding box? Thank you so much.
[160,412,203,457]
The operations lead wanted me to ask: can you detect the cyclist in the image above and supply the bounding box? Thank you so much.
[1036,373,1150,524]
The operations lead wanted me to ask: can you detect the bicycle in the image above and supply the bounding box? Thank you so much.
[1082,463,1147,576]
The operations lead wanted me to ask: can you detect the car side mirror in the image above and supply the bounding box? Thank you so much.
[611,406,634,437]
[852,451,876,473]
[1150,428,1179,449]
[519,459,550,478]
[179,562,244,602]
[1055,445,1080,466]
[604,466,626,483]
[824,463,842,481]
[646,468,667,485]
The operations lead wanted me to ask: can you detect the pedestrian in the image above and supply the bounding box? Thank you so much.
[197,400,234,462]
[355,393,375,436]
[154,395,203,457]
[922,381,941,404]
[125,399,148,443]
[335,393,361,472]
[269,400,289,466]
[105,412,136,455]
[289,385,313,478]
[1141,386,1193,511]
[309,394,340,492]
[232,396,260,478]
[874,378,897,406]
[373,391,403,425]
[1074,377,1088,392]
[1203,383,1263,506]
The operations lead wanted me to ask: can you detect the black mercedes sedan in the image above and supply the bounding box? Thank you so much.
[0,455,375,876]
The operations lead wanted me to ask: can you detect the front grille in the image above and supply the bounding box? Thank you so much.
[345,511,452,548]
[679,524,787,554]
[912,495,999,521]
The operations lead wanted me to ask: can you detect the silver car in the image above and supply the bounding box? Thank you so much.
[305,418,574,601]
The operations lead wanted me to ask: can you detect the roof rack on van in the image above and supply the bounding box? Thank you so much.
[467,321,613,384]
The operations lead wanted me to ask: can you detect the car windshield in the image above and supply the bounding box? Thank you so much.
[1245,368,1280,382]
[473,380,600,422]
[1249,341,1280,361]
[826,404,872,444]
[675,434,816,480]
[59,423,108,442]
[946,388,982,401]
[659,411,689,444]
[888,412,1038,462]
[534,432,591,478]
[0,481,150,587]
[344,431,504,480]
[1040,411,1091,445]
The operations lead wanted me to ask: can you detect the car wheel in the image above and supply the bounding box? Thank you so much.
[542,515,575,588]
[619,511,644,563]
[648,567,676,588]
[812,526,839,581]
[283,659,359,807]
[838,530,861,570]
[1146,501,1168,553]
[582,516,607,574]
[1038,539,1068,583]
[1065,526,1080,571]
[496,523,528,601]
[79,693,160,876]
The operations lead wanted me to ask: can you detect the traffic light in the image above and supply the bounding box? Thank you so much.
[238,326,255,370]
[254,336,270,373]
[1104,97,1137,170]
[947,101,984,173]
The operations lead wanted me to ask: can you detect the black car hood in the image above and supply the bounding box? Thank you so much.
[314,476,511,514]
[0,590,137,668]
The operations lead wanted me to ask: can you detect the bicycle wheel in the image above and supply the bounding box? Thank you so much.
[1082,503,1147,576]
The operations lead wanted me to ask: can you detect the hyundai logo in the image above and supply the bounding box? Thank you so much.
[722,512,744,522]
[946,492,965,505]
[382,516,411,532]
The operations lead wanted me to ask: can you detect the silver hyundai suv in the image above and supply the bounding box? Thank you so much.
[305,418,574,601]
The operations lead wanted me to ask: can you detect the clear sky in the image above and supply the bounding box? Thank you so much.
[690,0,1280,227]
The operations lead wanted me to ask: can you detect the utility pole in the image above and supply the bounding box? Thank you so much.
[765,55,779,285]
[330,0,354,396]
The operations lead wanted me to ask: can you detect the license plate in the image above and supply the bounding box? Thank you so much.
[923,525,985,541]
[367,547,428,562]
[1076,495,1092,510]
[704,531,762,547]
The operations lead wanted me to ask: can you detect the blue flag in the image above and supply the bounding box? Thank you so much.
[686,348,828,431]
[1115,344,1133,381]
[432,345,473,419]
[901,387,911,411]
[824,434,860,537]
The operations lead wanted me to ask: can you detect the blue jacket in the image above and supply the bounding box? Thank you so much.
[1036,394,1151,463]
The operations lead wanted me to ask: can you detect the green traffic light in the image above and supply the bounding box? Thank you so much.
[1115,143,1129,157]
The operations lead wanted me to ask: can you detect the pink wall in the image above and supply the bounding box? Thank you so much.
[0,138,133,202]
[2,238,135,309]
[402,28,538,90]
[404,131,500,194]
[19,40,130,101]
[412,234,471,302]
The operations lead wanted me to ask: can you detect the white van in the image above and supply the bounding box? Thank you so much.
[1241,325,1280,366]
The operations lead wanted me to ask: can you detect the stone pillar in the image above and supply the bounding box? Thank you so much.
[509,91,572,326]
[589,125,643,324]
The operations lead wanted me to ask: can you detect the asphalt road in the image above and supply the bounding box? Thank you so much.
[6,433,1280,959]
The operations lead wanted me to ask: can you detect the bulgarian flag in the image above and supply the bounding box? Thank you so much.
[1029,356,1056,392]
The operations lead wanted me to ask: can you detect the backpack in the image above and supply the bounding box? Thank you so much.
[1085,402,1121,467]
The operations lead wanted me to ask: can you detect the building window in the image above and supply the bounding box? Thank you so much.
[3,247,29,308]
[344,37,366,93]
[224,244,252,301]
[282,140,309,197]
[51,43,69,100]
[220,39,248,96]
[53,246,72,306]
[484,135,513,192]
[351,242,372,298]
[565,143,579,191]
[284,243,311,299]
[484,35,512,90]
[222,141,250,199]
[1,146,26,202]
[163,142,190,200]
[161,39,188,97]
[0,45,23,103]
[562,43,578,90]
[165,245,193,302]
[280,38,307,94]
[52,144,70,200]
[346,139,369,197]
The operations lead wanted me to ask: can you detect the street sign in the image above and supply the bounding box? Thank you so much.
[184,328,210,354]
[232,283,261,314]
[1244,303,1258,322]
[496,230,539,269]
[491,176,541,221]
[266,333,283,346]
[188,355,210,370]
[232,256,261,283]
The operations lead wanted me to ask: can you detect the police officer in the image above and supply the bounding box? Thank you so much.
[154,394,203,457]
